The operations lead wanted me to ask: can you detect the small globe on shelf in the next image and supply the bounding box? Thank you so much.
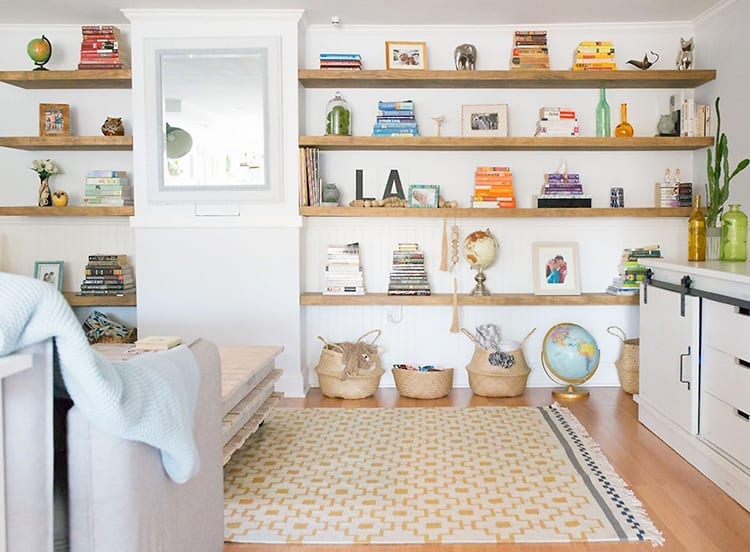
[463,228,497,296]
[27,35,52,71]
[541,322,601,400]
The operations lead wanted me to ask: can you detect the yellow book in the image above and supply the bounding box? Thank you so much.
[134,336,183,351]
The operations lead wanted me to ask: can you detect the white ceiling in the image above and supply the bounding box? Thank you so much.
[0,0,725,26]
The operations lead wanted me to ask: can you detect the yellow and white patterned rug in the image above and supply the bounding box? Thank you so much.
[224,404,663,545]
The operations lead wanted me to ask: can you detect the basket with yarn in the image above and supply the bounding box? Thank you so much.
[315,329,384,399]
[462,325,535,397]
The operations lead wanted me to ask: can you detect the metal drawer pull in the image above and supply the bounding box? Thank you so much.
[739,358,750,369]
[737,409,750,422]
[679,346,691,390]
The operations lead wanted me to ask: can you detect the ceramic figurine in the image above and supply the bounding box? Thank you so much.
[454,43,477,71]
[676,37,694,70]
[627,51,659,70]
[321,182,340,205]
[51,190,69,207]
[101,117,125,136]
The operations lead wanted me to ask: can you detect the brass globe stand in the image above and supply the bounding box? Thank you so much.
[470,267,491,296]
[551,385,590,400]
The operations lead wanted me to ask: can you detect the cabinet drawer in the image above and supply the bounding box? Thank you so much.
[701,391,750,468]
[702,345,750,414]
[702,299,750,360]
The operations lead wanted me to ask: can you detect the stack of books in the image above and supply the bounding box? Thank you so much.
[80,254,135,296]
[606,246,660,296]
[299,147,320,207]
[388,243,431,296]
[535,107,580,137]
[655,181,693,207]
[323,242,365,295]
[83,170,132,206]
[471,166,516,208]
[510,31,549,69]
[535,173,591,208]
[319,52,361,70]
[572,41,615,71]
[372,100,419,136]
[78,25,127,70]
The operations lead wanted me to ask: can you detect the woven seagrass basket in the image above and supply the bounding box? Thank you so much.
[608,326,640,394]
[392,367,454,399]
[315,330,384,399]
[462,328,534,397]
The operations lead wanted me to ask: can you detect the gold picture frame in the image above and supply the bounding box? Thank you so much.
[39,103,70,136]
[385,41,428,70]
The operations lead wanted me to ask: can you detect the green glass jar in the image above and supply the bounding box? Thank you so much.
[325,91,351,136]
[720,204,748,262]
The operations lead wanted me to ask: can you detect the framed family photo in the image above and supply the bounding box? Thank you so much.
[532,242,581,295]
[407,184,439,208]
[39,103,70,136]
[34,260,64,292]
[461,104,509,137]
[385,41,427,70]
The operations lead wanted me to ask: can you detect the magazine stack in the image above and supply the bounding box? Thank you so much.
[387,243,430,296]
[323,242,365,295]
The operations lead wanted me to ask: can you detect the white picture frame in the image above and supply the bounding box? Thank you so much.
[461,104,509,137]
[532,242,581,295]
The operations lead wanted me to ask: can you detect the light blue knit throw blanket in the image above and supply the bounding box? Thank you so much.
[0,272,200,483]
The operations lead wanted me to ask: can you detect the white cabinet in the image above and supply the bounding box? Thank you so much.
[639,284,699,433]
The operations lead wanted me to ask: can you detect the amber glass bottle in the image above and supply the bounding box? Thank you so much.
[615,103,634,137]
[688,194,706,261]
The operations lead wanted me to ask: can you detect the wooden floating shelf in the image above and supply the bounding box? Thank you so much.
[301,206,691,218]
[298,69,716,89]
[0,206,133,217]
[0,69,132,89]
[64,292,136,307]
[299,135,713,151]
[300,292,638,306]
[0,136,132,150]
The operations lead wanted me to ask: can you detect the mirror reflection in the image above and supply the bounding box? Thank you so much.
[159,49,267,189]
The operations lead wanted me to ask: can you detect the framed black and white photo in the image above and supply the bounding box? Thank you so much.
[461,104,509,137]
[34,260,63,292]
[532,242,581,295]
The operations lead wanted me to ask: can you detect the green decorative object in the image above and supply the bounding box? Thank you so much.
[325,91,351,136]
[720,204,747,261]
[27,35,52,71]
[706,97,750,228]
[541,322,600,399]
[595,88,610,138]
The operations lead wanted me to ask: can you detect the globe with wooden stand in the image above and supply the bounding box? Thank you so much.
[541,322,600,400]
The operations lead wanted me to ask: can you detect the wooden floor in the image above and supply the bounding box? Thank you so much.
[224,387,750,552]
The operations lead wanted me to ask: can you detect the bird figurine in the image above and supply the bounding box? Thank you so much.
[432,115,446,137]
[627,51,659,70]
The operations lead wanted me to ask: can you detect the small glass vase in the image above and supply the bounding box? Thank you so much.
[720,204,748,262]
[705,227,721,261]
[38,176,52,207]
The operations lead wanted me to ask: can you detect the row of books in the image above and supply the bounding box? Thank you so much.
[323,242,365,295]
[510,30,549,70]
[572,41,616,71]
[319,52,361,70]
[80,254,135,296]
[388,243,431,296]
[471,166,516,208]
[669,93,712,137]
[78,25,128,70]
[372,99,419,136]
[299,147,321,207]
[83,170,132,206]
[535,106,580,137]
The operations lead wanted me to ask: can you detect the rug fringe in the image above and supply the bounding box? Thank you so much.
[549,402,665,547]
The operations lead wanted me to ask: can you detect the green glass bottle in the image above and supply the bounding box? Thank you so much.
[595,88,611,137]
[720,204,748,261]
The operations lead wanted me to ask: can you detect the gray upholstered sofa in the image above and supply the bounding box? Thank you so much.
[2,338,224,552]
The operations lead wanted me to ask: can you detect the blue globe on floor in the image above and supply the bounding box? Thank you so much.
[541,322,600,399]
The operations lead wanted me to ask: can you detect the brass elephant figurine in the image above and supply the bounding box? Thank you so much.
[454,43,477,71]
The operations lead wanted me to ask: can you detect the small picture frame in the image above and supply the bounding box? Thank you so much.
[34,260,64,292]
[461,104,509,137]
[39,103,70,136]
[532,242,581,296]
[407,184,439,208]
[385,41,428,70]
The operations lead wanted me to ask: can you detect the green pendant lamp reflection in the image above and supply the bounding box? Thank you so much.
[165,123,193,159]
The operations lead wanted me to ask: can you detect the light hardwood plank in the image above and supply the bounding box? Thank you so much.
[0,69,131,89]
[300,292,638,306]
[300,206,692,218]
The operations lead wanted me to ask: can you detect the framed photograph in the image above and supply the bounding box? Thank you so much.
[385,41,428,70]
[407,184,439,208]
[34,260,64,292]
[39,103,70,136]
[532,242,581,296]
[461,104,509,137]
